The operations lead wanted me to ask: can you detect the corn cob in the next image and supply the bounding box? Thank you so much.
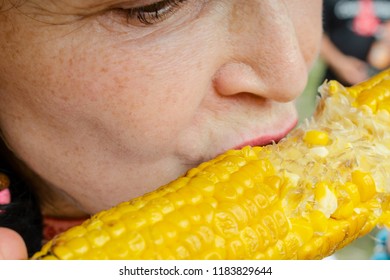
[32,69,390,260]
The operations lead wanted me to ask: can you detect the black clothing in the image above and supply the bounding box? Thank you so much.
[0,140,43,258]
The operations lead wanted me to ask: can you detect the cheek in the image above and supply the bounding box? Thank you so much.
[51,30,215,152]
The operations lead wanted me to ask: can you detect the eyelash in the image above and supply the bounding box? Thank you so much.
[123,0,188,25]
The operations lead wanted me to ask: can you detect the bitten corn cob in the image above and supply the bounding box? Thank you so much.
[32,69,390,260]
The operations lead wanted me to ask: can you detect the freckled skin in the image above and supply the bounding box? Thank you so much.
[0,1,323,215]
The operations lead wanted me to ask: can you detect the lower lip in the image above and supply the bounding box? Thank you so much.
[233,119,298,149]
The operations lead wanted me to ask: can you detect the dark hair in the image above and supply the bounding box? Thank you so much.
[0,140,43,258]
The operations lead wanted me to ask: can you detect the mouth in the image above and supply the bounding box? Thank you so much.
[233,118,298,150]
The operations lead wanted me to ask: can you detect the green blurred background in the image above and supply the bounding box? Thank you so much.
[296,58,326,124]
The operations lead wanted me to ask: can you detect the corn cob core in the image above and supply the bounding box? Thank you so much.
[32,70,390,260]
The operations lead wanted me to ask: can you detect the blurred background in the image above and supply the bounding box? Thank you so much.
[296,59,325,124]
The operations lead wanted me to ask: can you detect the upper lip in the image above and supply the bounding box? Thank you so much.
[233,118,298,150]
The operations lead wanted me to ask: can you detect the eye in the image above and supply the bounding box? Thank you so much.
[116,0,188,26]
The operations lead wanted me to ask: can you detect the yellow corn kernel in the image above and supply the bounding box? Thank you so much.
[164,211,191,232]
[328,80,346,96]
[379,212,390,228]
[104,237,132,259]
[282,234,301,259]
[351,170,376,202]
[273,209,290,238]
[32,69,390,260]
[265,240,286,260]
[264,175,283,194]
[151,221,178,246]
[85,229,110,248]
[355,89,378,112]
[226,237,246,259]
[330,182,363,220]
[339,182,361,206]
[377,99,390,112]
[289,218,314,246]
[52,244,75,260]
[214,181,244,202]
[314,182,337,218]
[102,220,127,238]
[331,200,354,220]
[346,68,390,98]
[303,130,330,146]
[354,79,390,112]
[183,233,203,255]
[308,210,329,233]
[240,226,260,257]
[261,214,280,246]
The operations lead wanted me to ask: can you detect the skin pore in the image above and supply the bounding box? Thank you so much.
[0,0,323,219]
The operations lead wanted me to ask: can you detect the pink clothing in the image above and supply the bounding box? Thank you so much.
[0,188,10,205]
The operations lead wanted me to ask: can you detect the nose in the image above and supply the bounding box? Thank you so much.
[213,2,309,103]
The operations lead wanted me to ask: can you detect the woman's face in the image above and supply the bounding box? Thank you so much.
[0,0,322,214]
